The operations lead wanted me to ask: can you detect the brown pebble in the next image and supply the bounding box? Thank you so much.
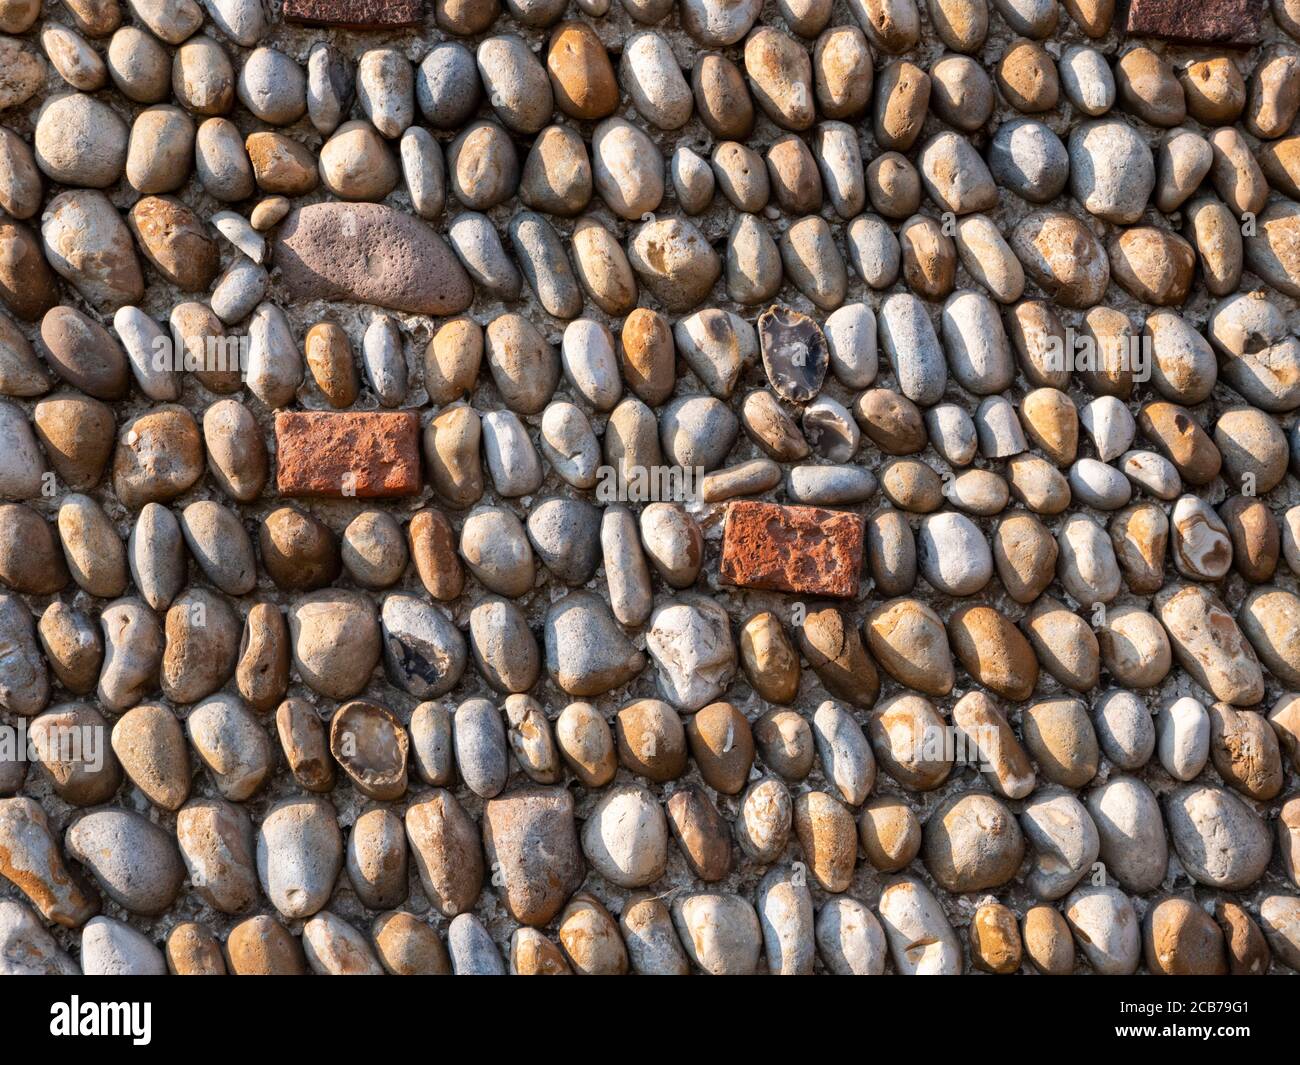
[685,701,754,795]
[971,902,1022,974]
[1022,906,1075,975]
[225,915,307,975]
[665,784,731,881]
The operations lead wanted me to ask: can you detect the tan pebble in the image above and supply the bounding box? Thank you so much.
[971,902,1022,974]
[997,39,1059,113]
[1179,56,1245,124]
[1022,906,1075,974]
[793,790,856,892]
[685,701,754,794]
[738,611,800,705]
[857,796,920,872]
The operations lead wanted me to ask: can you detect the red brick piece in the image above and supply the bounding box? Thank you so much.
[283,0,423,28]
[720,501,864,599]
[275,411,421,499]
[1125,0,1264,47]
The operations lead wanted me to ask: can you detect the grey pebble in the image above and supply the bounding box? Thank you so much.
[246,302,303,410]
[186,693,273,801]
[362,315,408,407]
[816,896,886,975]
[879,293,947,406]
[509,210,583,319]
[482,410,544,498]
[1080,395,1135,461]
[917,511,992,595]
[725,213,783,305]
[824,302,877,389]
[410,701,455,786]
[1020,788,1099,900]
[1093,689,1155,771]
[237,47,306,126]
[1059,45,1115,116]
[256,796,344,920]
[210,256,269,325]
[381,593,467,699]
[975,395,1028,458]
[815,122,866,219]
[1068,119,1155,225]
[1068,458,1132,510]
[545,589,646,696]
[757,865,815,975]
[1119,450,1181,500]
[401,127,446,220]
[204,0,268,48]
[453,696,509,798]
[601,505,654,627]
[1086,775,1167,894]
[527,496,603,585]
[180,499,256,595]
[98,598,162,712]
[675,309,755,398]
[357,47,414,139]
[941,289,1015,394]
[307,43,354,136]
[1165,784,1271,890]
[846,213,901,289]
[477,33,553,134]
[417,42,481,129]
[787,465,877,505]
[128,503,186,611]
[448,912,506,974]
[660,395,738,472]
[459,505,535,595]
[448,212,522,301]
[65,808,183,915]
[79,917,165,976]
[211,210,265,264]
[113,305,180,400]
[195,117,254,202]
[988,118,1069,203]
[468,595,540,693]
[925,404,978,466]
[671,146,714,214]
[540,401,600,488]
[781,215,847,310]
[562,318,622,410]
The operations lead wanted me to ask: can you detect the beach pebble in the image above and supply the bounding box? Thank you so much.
[1065,885,1140,975]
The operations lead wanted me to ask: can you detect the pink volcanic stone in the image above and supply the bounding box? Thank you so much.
[272,202,473,316]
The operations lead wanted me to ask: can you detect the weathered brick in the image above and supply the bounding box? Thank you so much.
[1125,0,1264,46]
[275,411,421,498]
[283,0,423,27]
[720,500,864,599]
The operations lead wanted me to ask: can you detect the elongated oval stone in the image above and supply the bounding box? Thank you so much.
[273,202,472,315]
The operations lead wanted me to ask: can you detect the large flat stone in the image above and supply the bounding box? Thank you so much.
[1125,0,1264,46]
[283,0,423,26]
[273,203,473,316]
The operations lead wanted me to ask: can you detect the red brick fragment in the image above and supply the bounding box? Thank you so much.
[283,0,423,28]
[275,411,421,499]
[720,500,864,599]
[1125,0,1264,47]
